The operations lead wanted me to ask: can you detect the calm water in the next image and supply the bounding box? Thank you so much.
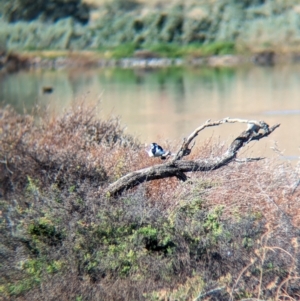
[1,65,300,161]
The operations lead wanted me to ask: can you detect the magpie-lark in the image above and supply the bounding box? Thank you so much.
[146,143,170,160]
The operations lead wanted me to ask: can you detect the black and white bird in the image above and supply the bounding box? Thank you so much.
[146,143,170,160]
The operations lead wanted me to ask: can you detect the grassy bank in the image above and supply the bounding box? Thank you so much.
[1,0,300,57]
[5,41,236,60]
[0,105,300,300]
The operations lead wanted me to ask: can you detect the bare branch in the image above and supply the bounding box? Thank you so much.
[193,286,225,301]
[106,118,280,196]
[173,117,278,161]
[235,158,265,163]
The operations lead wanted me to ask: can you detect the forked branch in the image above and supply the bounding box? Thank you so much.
[107,118,280,196]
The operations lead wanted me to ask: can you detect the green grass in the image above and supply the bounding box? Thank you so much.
[104,41,236,59]
[200,41,236,55]
[106,43,137,59]
[145,43,185,57]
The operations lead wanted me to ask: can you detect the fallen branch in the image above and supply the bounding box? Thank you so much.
[193,286,225,301]
[107,118,280,196]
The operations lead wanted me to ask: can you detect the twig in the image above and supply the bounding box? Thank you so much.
[193,286,225,301]
[235,157,265,163]
[0,157,13,174]
[240,298,267,301]
[230,259,257,301]
[291,179,300,194]
[275,276,300,301]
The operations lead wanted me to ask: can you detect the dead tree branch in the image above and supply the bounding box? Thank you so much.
[107,118,280,196]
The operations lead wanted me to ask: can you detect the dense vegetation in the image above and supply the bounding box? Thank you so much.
[0,0,89,24]
[0,0,300,56]
[1,105,300,300]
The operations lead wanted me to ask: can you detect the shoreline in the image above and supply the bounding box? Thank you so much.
[0,50,297,72]
[28,54,247,69]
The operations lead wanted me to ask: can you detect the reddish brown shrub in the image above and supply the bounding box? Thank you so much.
[1,105,300,301]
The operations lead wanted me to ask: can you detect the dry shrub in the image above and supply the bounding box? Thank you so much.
[0,105,140,199]
[1,105,300,301]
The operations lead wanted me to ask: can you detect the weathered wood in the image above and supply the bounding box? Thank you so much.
[107,118,280,196]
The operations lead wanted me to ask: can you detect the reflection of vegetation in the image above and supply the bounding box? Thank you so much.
[0,67,238,114]
[98,68,137,85]
[0,70,74,113]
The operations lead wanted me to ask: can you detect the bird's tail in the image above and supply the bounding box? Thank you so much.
[161,151,176,160]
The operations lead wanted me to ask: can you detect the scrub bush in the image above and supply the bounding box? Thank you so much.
[0,0,89,24]
[1,104,300,300]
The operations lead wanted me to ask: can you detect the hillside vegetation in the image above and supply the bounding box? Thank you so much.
[0,0,300,56]
[1,105,300,300]
[0,0,89,24]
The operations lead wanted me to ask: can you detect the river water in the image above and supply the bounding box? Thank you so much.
[1,65,300,161]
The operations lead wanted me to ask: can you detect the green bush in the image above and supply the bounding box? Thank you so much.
[201,41,236,55]
[0,0,300,53]
[0,0,90,24]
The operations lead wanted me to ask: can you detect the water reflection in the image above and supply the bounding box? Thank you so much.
[1,66,300,161]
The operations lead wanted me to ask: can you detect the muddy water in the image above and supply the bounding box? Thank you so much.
[1,65,300,161]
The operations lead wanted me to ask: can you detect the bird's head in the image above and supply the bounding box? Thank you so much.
[151,143,158,149]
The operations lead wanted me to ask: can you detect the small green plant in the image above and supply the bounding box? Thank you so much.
[203,206,224,241]
[178,198,204,217]
[28,217,64,245]
[242,237,254,248]
[68,185,76,193]
[201,41,236,55]
[26,176,39,195]
[7,278,38,296]
[46,260,63,274]
[3,258,63,297]
[109,43,137,59]
[146,43,183,57]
